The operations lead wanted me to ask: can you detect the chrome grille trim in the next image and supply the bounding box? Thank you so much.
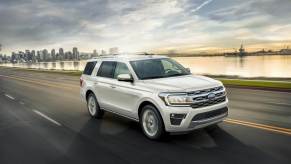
[188,86,223,96]
[187,86,226,108]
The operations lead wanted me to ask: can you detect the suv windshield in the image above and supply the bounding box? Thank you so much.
[130,58,190,80]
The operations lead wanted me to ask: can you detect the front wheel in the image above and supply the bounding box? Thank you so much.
[140,105,165,140]
[87,93,104,118]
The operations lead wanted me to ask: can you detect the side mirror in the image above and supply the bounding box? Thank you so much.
[117,74,133,82]
[186,68,191,73]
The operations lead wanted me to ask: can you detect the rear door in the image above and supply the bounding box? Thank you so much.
[81,61,97,100]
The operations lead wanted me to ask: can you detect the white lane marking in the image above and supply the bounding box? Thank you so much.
[19,101,25,105]
[33,110,62,126]
[5,94,15,100]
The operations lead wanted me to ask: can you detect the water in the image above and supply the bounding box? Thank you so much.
[1,55,291,78]
[0,61,87,72]
[174,55,291,78]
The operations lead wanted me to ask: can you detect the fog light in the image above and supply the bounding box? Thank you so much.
[170,113,186,125]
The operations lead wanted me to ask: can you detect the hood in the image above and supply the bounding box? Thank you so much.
[140,75,222,92]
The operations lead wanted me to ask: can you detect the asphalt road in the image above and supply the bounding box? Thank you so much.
[0,67,291,164]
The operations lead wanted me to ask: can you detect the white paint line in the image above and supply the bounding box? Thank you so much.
[33,110,62,126]
[5,94,15,100]
[19,101,25,105]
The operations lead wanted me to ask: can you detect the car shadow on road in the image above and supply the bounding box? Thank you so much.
[64,113,284,164]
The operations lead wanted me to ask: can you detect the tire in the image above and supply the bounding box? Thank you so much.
[87,93,104,118]
[140,105,165,140]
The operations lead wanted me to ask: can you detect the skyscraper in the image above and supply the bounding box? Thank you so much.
[25,50,30,62]
[42,49,48,61]
[36,51,41,62]
[51,49,56,61]
[59,48,64,60]
[73,47,79,60]
[109,47,119,55]
[92,49,98,58]
[31,50,36,62]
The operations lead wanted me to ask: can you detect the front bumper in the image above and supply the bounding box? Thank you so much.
[160,98,228,133]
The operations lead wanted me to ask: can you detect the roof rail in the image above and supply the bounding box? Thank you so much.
[92,54,118,59]
[91,52,156,59]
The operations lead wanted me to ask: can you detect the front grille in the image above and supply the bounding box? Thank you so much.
[187,86,226,108]
[188,86,223,96]
[191,96,226,108]
[192,107,228,121]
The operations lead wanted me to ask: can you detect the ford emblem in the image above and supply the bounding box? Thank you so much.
[207,93,216,100]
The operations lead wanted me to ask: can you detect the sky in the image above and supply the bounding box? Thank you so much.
[0,0,291,55]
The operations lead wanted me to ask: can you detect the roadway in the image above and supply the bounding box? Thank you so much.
[0,67,291,164]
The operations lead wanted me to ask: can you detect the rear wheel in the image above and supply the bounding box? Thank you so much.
[87,93,104,118]
[140,105,165,140]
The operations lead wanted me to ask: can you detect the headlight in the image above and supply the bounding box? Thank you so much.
[159,93,193,106]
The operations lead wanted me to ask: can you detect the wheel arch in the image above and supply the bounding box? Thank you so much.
[137,100,164,125]
[85,89,95,101]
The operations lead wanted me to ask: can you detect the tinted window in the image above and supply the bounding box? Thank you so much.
[130,58,190,80]
[83,61,97,75]
[114,62,131,79]
[97,61,116,78]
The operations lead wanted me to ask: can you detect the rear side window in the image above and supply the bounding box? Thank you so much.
[97,61,117,78]
[83,61,97,75]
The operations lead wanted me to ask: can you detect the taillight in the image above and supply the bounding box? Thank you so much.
[80,77,83,87]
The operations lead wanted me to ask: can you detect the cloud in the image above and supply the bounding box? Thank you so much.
[0,0,291,54]
[191,0,213,13]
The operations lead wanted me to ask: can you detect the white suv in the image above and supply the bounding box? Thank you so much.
[80,55,228,140]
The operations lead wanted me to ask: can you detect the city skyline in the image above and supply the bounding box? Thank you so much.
[1,0,291,54]
[0,46,123,63]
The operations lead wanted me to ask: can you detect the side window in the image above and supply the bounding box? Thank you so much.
[83,61,97,75]
[97,61,116,78]
[114,62,131,79]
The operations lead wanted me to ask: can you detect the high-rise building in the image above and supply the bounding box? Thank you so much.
[42,49,48,61]
[11,52,17,63]
[25,50,30,61]
[51,49,56,61]
[92,49,98,58]
[59,48,64,60]
[36,51,41,61]
[65,51,72,60]
[31,50,36,62]
[72,47,79,60]
[109,47,119,55]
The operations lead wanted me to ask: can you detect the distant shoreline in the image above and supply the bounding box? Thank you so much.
[1,66,291,81]
[164,53,291,58]
[1,66,290,91]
